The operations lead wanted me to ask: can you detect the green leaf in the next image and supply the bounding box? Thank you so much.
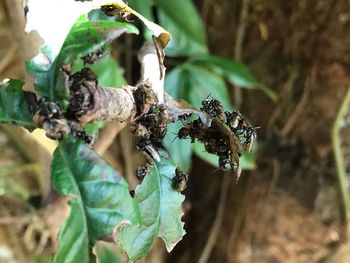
[102,2,171,48]
[118,155,185,261]
[128,0,154,20]
[52,137,138,263]
[156,0,208,56]
[93,242,123,263]
[163,121,192,172]
[27,15,138,101]
[165,66,189,99]
[190,55,277,101]
[184,64,232,110]
[0,79,36,131]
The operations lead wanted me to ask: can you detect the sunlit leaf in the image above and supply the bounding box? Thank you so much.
[27,15,138,101]
[52,137,138,263]
[0,79,36,131]
[156,0,208,56]
[118,155,185,261]
[101,2,171,48]
[127,0,154,20]
[183,64,232,110]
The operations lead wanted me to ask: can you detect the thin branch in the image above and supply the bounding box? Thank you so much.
[93,122,126,155]
[233,0,250,109]
[331,85,350,226]
[280,76,311,137]
[198,175,230,263]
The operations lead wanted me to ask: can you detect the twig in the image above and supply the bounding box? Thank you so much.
[280,76,311,137]
[198,174,230,263]
[120,129,139,188]
[0,44,17,75]
[233,0,250,109]
[93,122,126,155]
[331,85,350,226]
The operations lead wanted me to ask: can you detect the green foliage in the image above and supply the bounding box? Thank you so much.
[0,80,36,130]
[191,55,277,101]
[156,0,208,56]
[0,1,267,262]
[118,155,185,261]
[26,15,138,101]
[51,137,138,263]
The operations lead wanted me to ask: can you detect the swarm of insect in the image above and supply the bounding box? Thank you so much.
[174,97,257,179]
[200,97,226,122]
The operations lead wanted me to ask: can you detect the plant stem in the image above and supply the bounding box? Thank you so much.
[331,85,350,226]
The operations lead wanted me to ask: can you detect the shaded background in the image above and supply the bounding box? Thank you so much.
[0,0,350,262]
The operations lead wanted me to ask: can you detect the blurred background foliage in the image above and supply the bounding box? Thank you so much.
[0,0,350,262]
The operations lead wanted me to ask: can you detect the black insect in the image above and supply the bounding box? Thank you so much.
[70,67,98,86]
[136,164,150,181]
[242,127,258,152]
[37,98,62,119]
[172,169,188,192]
[129,190,135,198]
[225,110,243,132]
[70,129,93,144]
[100,5,117,16]
[100,5,133,21]
[200,97,225,121]
[177,127,191,140]
[218,153,230,170]
[136,138,159,160]
[81,48,105,65]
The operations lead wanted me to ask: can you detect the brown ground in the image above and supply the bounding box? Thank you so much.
[167,0,350,262]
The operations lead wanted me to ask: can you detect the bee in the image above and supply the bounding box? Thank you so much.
[172,169,188,192]
[81,48,105,65]
[218,154,230,170]
[136,165,150,181]
[225,111,243,132]
[177,127,191,140]
[200,97,225,121]
[100,4,133,21]
[242,127,258,152]
[70,129,93,144]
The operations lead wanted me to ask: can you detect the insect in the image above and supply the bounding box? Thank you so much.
[172,169,188,192]
[218,153,231,170]
[200,97,225,121]
[81,48,105,65]
[136,165,150,181]
[177,127,191,140]
[100,4,133,21]
[70,129,93,144]
[242,127,258,152]
[225,110,243,132]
